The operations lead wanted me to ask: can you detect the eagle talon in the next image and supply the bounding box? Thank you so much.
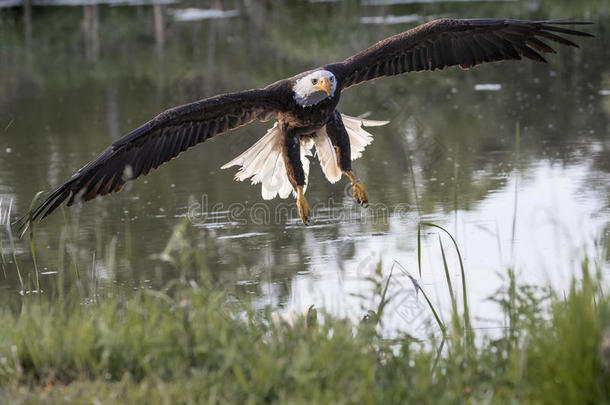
[296,187,310,225]
[352,181,369,208]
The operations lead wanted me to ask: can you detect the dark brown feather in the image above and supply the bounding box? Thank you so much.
[23,87,287,228]
[536,31,579,47]
[21,18,592,233]
[525,37,557,54]
[334,18,592,89]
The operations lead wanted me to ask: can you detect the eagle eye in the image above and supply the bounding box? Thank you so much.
[329,77,334,82]
[311,78,318,85]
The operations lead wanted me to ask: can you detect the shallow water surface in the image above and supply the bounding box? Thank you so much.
[0,0,608,335]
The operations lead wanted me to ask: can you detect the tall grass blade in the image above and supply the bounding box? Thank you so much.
[376,266,394,322]
[91,251,98,299]
[4,198,24,292]
[27,191,44,292]
[438,235,456,313]
[395,260,446,336]
[431,337,446,375]
[406,154,422,217]
[419,222,472,345]
[417,223,422,278]
[0,198,7,278]
[0,238,5,279]
[408,273,446,336]
[511,122,520,261]
[453,144,459,235]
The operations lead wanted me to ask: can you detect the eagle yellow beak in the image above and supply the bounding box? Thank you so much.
[314,77,331,96]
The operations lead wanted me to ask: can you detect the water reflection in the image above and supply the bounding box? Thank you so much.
[0,0,608,334]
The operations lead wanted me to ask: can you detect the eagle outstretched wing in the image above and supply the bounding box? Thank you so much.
[21,18,592,231]
[22,88,285,229]
[330,18,593,89]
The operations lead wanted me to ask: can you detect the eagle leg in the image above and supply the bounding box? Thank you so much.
[296,186,310,226]
[282,125,310,225]
[346,171,369,208]
[327,111,370,208]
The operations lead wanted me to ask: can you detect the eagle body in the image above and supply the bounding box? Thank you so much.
[267,73,342,130]
[22,18,592,229]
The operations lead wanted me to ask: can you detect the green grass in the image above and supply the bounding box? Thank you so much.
[0,222,608,404]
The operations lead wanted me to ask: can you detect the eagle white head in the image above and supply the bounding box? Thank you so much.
[293,70,337,107]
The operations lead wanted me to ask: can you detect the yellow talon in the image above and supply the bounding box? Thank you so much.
[352,180,369,208]
[296,186,310,225]
[346,171,369,208]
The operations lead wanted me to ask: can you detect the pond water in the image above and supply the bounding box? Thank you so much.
[1,0,608,336]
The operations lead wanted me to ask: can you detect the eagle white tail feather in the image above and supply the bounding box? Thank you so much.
[220,123,279,179]
[313,129,342,183]
[340,113,388,160]
[221,114,388,199]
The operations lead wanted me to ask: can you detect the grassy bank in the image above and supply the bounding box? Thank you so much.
[0,254,608,404]
[1,216,608,403]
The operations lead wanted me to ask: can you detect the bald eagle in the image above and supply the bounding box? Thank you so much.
[23,18,592,228]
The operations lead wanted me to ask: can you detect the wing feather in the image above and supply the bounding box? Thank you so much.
[328,19,592,90]
[22,87,286,229]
